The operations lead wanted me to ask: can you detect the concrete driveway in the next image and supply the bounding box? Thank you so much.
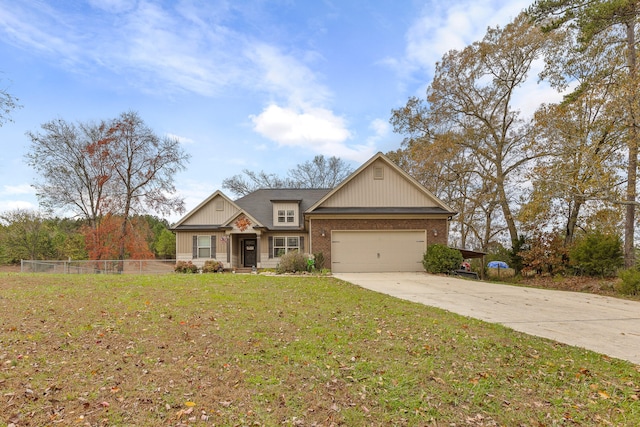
[333,272,640,365]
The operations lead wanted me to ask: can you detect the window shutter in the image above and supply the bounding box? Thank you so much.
[192,236,198,259]
[268,236,273,259]
[226,238,231,263]
[211,235,216,259]
[300,236,305,252]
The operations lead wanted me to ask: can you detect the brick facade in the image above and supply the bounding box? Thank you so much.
[310,218,448,269]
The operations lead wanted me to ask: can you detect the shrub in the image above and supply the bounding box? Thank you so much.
[202,259,224,273]
[570,232,623,277]
[617,269,640,295]
[423,244,463,274]
[276,250,308,274]
[313,252,325,270]
[519,231,569,276]
[175,261,199,273]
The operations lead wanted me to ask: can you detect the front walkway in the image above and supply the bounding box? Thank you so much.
[334,272,640,365]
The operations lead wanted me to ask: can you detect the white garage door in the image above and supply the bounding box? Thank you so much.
[331,230,426,273]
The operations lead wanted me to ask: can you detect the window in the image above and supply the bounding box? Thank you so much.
[197,235,211,258]
[193,235,216,259]
[272,236,300,258]
[277,209,296,224]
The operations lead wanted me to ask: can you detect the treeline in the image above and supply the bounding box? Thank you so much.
[389,3,640,273]
[0,209,175,264]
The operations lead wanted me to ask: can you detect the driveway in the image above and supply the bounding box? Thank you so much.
[333,272,640,365]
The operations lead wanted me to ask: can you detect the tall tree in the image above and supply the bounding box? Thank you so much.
[391,13,550,248]
[102,111,189,261]
[25,119,113,227]
[523,27,625,244]
[529,0,640,267]
[222,155,353,196]
[287,155,354,189]
[26,111,190,262]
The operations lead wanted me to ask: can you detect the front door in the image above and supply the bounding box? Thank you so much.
[243,239,256,267]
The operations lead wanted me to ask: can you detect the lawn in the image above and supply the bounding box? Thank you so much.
[1,273,639,426]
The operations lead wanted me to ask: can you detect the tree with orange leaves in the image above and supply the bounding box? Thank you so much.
[83,214,154,261]
[26,111,189,263]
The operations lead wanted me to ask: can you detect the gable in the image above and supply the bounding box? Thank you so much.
[173,191,240,228]
[311,155,453,211]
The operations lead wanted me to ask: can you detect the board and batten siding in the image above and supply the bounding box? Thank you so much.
[321,159,438,208]
[176,232,225,265]
[272,202,300,227]
[181,196,239,226]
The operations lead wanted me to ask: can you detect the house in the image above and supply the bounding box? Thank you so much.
[171,152,456,272]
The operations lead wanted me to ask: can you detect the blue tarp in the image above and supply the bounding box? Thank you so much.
[487,261,509,269]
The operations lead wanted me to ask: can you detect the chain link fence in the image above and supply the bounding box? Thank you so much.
[20,259,177,274]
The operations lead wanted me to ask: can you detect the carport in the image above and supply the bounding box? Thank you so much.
[455,248,486,279]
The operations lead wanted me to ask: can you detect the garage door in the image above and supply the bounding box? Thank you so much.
[331,230,426,273]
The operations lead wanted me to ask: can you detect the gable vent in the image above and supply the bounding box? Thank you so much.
[373,166,384,180]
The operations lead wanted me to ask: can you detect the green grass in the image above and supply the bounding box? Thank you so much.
[1,272,639,426]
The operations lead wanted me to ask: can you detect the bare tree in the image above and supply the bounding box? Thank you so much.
[26,119,113,227]
[26,111,190,262]
[288,155,353,189]
[222,155,354,196]
[222,170,292,197]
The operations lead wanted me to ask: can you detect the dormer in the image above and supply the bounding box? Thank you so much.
[272,199,301,227]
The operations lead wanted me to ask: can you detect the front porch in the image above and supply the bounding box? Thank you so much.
[225,233,262,270]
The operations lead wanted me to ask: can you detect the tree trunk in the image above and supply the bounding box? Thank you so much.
[624,17,638,269]
[565,199,582,246]
[496,172,518,247]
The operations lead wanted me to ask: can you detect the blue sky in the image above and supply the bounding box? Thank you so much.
[0,0,537,222]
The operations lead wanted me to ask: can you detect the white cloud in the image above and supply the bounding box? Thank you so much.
[0,200,37,213]
[0,184,38,213]
[250,104,374,162]
[369,118,389,140]
[0,3,82,63]
[247,43,330,109]
[251,104,350,147]
[245,42,378,160]
[390,0,531,81]
[1,184,33,196]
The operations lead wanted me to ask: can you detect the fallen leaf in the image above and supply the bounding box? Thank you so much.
[185,401,196,407]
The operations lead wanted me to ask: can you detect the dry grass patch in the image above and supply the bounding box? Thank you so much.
[1,273,639,426]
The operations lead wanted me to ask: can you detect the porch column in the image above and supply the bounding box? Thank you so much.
[256,235,261,265]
